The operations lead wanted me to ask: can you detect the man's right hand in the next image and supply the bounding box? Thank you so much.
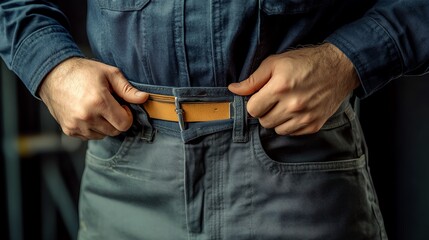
[38,57,149,140]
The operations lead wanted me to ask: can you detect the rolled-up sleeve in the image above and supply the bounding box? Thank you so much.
[326,0,429,98]
[0,1,83,97]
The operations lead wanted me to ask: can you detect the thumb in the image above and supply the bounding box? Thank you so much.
[228,62,272,96]
[108,72,149,104]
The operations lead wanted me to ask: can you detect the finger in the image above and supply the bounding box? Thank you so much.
[274,119,322,136]
[66,130,105,141]
[245,75,280,118]
[257,103,293,129]
[247,93,278,118]
[228,59,273,96]
[108,69,149,104]
[288,124,322,136]
[102,94,134,132]
[85,131,106,140]
[74,135,89,141]
[274,117,306,135]
[288,128,313,136]
[89,118,123,137]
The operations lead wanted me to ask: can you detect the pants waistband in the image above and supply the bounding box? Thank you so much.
[129,82,255,143]
[128,82,353,143]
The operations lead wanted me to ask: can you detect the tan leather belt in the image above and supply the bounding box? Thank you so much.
[143,94,231,122]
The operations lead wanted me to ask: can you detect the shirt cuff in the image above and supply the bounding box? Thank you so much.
[11,25,84,97]
[326,17,403,98]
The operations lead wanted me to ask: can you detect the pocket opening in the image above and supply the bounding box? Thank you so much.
[251,100,365,173]
[86,134,136,168]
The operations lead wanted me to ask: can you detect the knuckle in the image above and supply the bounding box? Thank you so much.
[80,100,107,121]
[112,130,122,137]
[246,101,258,118]
[116,120,132,132]
[86,94,107,108]
[300,113,314,125]
[247,108,258,118]
[109,67,122,76]
[308,124,322,134]
[258,118,271,129]
[62,119,79,131]
[259,117,279,128]
[272,82,289,95]
[288,98,305,112]
[281,79,294,92]
[274,127,288,136]
[62,127,76,137]
[62,129,73,136]
[121,83,135,95]
[108,129,122,137]
[76,110,92,121]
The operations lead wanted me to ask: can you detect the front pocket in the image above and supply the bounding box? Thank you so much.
[96,0,150,11]
[86,133,136,168]
[251,103,365,173]
[261,0,335,15]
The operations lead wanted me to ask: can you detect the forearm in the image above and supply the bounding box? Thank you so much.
[0,0,83,97]
[326,0,429,98]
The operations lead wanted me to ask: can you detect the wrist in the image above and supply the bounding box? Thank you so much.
[38,57,84,101]
[323,43,360,90]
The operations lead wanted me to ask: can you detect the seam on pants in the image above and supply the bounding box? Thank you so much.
[247,132,255,239]
[174,0,190,86]
[212,133,224,240]
[345,104,363,157]
[183,142,193,240]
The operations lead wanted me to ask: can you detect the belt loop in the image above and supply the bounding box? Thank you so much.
[131,104,155,142]
[232,95,249,143]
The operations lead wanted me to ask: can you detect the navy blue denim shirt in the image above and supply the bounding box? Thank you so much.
[1,0,428,98]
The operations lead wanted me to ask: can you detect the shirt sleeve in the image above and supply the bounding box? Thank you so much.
[326,0,429,98]
[0,0,84,97]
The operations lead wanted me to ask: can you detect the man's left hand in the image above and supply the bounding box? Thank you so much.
[228,43,360,136]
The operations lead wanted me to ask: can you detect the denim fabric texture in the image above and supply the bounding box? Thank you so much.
[2,0,429,239]
[80,90,387,239]
[1,0,429,96]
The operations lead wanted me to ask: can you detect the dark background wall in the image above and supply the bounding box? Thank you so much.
[1,1,429,239]
[360,75,429,240]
